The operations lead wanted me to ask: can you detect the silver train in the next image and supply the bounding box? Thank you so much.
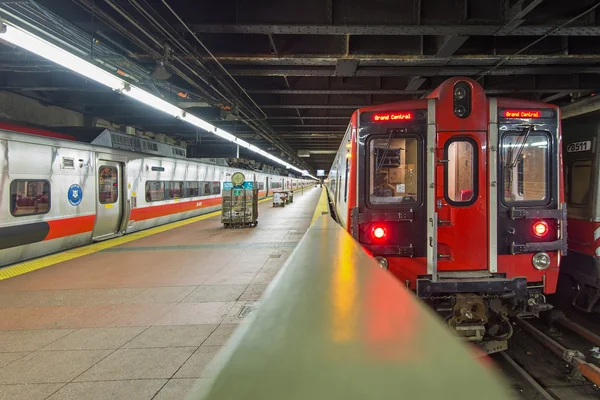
[0,126,312,268]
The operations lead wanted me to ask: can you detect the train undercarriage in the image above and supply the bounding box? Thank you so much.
[418,277,553,354]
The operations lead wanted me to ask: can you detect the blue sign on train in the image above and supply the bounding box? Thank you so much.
[242,182,254,189]
[68,184,83,206]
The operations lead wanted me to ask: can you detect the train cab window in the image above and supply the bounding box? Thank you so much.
[212,182,221,195]
[568,159,592,206]
[501,132,549,203]
[445,140,476,204]
[167,181,183,199]
[10,180,50,216]
[99,166,118,204]
[368,136,418,205]
[185,181,200,197]
[146,181,165,202]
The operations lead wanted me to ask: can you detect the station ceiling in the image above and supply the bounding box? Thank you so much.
[1,0,599,171]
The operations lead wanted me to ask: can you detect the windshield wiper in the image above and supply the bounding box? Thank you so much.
[506,125,535,169]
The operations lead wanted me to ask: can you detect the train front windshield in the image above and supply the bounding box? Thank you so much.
[368,136,419,205]
[501,131,549,203]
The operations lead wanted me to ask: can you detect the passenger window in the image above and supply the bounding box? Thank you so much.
[145,181,165,202]
[344,157,349,202]
[167,181,183,199]
[212,182,221,195]
[445,140,476,203]
[369,136,418,205]
[99,166,118,204]
[568,159,592,206]
[10,180,50,216]
[501,133,549,203]
[185,181,200,197]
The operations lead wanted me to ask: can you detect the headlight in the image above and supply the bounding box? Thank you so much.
[532,252,551,270]
[374,256,389,270]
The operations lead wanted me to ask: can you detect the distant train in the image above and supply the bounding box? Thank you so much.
[559,115,600,313]
[0,125,312,268]
[326,77,566,353]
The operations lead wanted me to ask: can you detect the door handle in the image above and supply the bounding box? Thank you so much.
[436,199,447,208]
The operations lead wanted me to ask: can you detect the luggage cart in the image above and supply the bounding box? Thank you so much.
[222,173,258,228]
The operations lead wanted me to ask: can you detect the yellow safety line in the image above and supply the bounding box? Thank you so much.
[311,188,330,225]
[0,187,314,281]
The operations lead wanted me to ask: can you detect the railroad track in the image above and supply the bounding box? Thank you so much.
[492,312,600,399]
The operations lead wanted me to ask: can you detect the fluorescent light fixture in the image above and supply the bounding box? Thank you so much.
[0,23,123,91]
[0,22,318,180]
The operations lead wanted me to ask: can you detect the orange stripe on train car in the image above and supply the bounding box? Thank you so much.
[130,197,223,222]
[44,215,96,240]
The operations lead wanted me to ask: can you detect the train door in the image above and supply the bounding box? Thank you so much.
[93,160,124,239]
[436,132,488,271]
[266,177,269,196]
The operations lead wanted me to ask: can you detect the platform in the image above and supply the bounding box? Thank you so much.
[0,187,322,400]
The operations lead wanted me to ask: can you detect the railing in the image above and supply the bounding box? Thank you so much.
[186,213,511,399]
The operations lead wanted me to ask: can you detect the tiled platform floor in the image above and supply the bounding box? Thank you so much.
[0,187,322,400]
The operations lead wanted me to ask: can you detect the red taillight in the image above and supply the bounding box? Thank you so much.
[371,224,387,240]
[533,221,548,237]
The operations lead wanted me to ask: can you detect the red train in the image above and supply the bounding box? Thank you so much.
[326,77,566,353]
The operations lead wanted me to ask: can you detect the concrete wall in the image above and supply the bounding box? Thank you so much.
[0,91,85,127]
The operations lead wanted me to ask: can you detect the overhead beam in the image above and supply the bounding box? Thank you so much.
[188,24,600,36]
[227,66,600,77]
[435,36,469,57]
[561,95,600,119]
[203,54,600,66]
[405,77,427,91]
[496,0,545,36]
[249,88,599,95]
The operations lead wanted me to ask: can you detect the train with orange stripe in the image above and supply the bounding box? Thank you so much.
[557,115,600,313]
[325,77,566,353]
[0,125,312,268]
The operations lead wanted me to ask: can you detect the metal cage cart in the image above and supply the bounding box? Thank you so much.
[287,190,294,203]
[222,173,258,228]
[273,191,286,207]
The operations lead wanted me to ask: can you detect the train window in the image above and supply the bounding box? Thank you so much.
[212,182,221,195]
[146,181,165,202]
[445,139,476,204]
[185,181,200,197]
[368,136,418,205]
[258,182,265,190]
[201,181,211,195]
[167,181,183,199]
[568,159,592,206]
[501,132,549,203]
[10,180,50,216]
[99,166,118,204]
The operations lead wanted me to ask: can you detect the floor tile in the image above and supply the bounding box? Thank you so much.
[0,352,28,368]
[153,378,206,400]
[155,302,234,325]
[0,383,63,400]
[182,285,246,303]
[75,347,195,381]
[174,346,222,378]
[203,324,238,346]
[43,327,147,350]
[222,301,258,324]
[0,329,75,352]
[47,379,166,400]
[86,303,176,328]
[0,306,112,330]
[239,284,268,301]
[123,325,216,348]
[0,350,111,384]
[124,286,197,304]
